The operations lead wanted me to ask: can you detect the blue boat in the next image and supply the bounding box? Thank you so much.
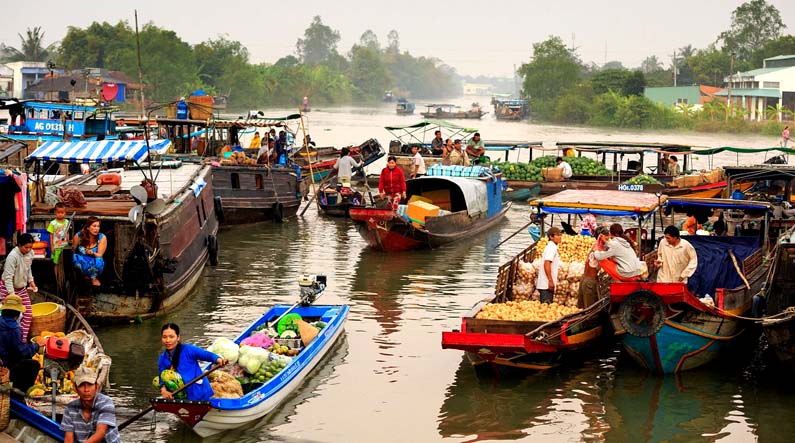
[151,301,348,437]
[609,197,772,374]
[0,99,117,141]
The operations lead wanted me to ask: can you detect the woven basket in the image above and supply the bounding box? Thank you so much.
[0,367,10,431]
[542,167,563,181]
[29,304,66,339]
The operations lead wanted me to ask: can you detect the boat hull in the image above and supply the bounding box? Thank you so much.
[762,313,795,372]
[212,165,302,224]
[349,204,509,252]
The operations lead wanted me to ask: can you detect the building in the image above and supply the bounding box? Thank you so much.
[463,83,493,96]
[715,54,795,121]
[25,68,143,105]
[0,64,12,97]
[2,61,62,99]
[644,85,725,109]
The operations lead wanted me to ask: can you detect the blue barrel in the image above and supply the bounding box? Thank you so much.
[176,101,188,119]
[731,189,745,200]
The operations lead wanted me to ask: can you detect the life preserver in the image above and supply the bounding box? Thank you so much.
[213,196,225,224]
[207,235,219,266]
[618,290,665,337]
[273,202,285,223]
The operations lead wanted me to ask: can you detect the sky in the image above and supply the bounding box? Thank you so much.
[2,0,793,77]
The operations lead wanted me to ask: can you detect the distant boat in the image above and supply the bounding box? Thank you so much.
[494,98,530,120]
[383,90,394,102]
[395,97,415,115]
[420,103,487,120]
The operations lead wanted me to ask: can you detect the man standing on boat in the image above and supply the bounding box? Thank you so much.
[466,133,487,164]
[656,226,698,284]
[333,147,362,183]
[536,227,562,304]
[556,157,573,180]
[410,145,426,179]
[61,367,121,443]
[431,130,445,155]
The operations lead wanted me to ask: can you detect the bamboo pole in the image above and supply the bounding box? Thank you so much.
[299,109,319,216]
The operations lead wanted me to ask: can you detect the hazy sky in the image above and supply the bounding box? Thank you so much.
[2,0,793,77]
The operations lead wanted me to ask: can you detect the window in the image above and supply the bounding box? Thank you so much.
[201,198,207,222]
[196,205,202,228]
[676,98,689,104]
[231,172,240,189]
[255,174,263,190]
[763,81,780,89]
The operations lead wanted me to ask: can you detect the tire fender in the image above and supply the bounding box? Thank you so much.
[207,235,219,266]
[618,289,665,337]
[273,202,285,223]
[213,196,225,224]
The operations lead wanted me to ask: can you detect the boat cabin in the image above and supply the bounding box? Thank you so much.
[0,100,117,141]
[556,141,696,179]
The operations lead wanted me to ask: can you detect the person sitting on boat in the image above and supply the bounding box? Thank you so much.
[668,155,681,176]
[656,225,698,284]
[0,294,42,394]
[448,140,471,166]
[537,227,563,304]
[580,226,610,307]
[1,233,37,340]
[275,131,289,164]
[441,139,454,165]
[158,323,227,401]
[249,132,262,149]
[682,212,702,236]
[304,134,317,148]
[466,133,487,164]
[593,223,641,280]
[257,138,275,165]
[61,366,121,443]
[579,214,598,236]
[333,147,363,183]
[556,157,573,179]
[659,153,670,175]
[378,156,407,206]
[72,216,107,287]
[431,131,445,156]
[411,145,426,179]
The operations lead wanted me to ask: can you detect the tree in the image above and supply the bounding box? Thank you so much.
[1,26,55,62]
[518,36,582,113]
[623,71,646,96]
[194,36,261,108]
[57,21,135,69]
[602,60,625,70]
[386,30,400,54]
[349,45,390,100]
[296,16,341,65]
[674,44,696,85]
[591,69,629,95]
[358,30,380,51]
[718,0,786,62]
[274,55,299,68]
[687,46,732,86]
[640,56,662,74]
[750,35,795,68]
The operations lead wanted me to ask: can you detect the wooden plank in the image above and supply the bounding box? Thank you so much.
[74,184,121,197]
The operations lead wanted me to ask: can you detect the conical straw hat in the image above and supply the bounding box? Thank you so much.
[296,319,319,347]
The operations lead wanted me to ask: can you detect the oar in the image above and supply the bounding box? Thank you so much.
[117,362,223,431]
[495,220,535,249]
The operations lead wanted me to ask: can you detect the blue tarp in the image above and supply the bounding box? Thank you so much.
[28,139,172,163]
[685,236,759,297]
[538,206,656,221]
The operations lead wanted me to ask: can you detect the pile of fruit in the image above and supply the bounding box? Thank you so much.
[494,156,612,182]
[475,300,581,322]
[536,234,596,263]
[29,330,110,398]
[247,354,290,384]
[219,151,257,166]
[624,174,662,185]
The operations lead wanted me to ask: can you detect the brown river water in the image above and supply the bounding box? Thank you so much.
[99,100,794,442]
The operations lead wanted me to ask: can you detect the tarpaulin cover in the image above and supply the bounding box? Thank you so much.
[27,139,172,163]
[407,176,487,216]
[685,235,759,297]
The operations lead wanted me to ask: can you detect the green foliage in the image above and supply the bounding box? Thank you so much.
[686,45,732,87]
[718,0,785,62]
[519,36,582,104]
[750,35,795,68]
[296,16,341,65]
[57,21,135,69]
[552,84,593,124]
[0,27,55,62]
[590,69,645,96]
[349,45,391,100]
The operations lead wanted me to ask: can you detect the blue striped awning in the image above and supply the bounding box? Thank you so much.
[27,140,172,163]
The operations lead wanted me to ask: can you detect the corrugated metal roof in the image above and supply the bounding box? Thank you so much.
[714,88,780,98]
[764,55,795,61]
[643,86,700,105]
[738,67,787,76]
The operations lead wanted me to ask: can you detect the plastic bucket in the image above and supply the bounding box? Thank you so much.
[32,302,59,317]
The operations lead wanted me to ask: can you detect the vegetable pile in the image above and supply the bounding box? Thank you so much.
[624,174,661,185]
[494,156,612,181]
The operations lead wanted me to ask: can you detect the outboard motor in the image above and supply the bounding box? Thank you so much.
[389,140,402,154]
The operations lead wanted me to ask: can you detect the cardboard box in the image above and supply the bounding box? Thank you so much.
[407,200,440,228]
[420,189,452,211]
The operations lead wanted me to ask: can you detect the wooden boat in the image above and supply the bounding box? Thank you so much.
[442,244,610,373]
[26,140,219,324]
[421,103,487,120]
[210,163,301,224]
[761,226,795,373]
[609,197,772,374]
[0,99,118,142]
[301,138,385,184]
[6,295,111,442]
[493,98,529,120]
[502,183,541,201]
[317,181,367,218]
[151,303,349,437]
[395,98,415,115]
[349,166,509,251]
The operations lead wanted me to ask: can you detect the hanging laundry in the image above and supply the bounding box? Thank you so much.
[0,175,21,238]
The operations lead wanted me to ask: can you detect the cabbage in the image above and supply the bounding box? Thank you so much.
[238,345,270,374]
[207,337,239,364]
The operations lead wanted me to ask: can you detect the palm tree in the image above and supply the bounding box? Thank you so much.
[0,27,54,62]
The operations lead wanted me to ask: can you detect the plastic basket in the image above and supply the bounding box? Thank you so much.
[542,167,562,181]
[274,338,303,350]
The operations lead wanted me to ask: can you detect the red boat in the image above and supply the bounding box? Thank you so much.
[349,169,509,252]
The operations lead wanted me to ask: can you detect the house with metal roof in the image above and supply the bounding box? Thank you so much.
[715,55,795,121]
[644,85,725,109]
[25,68,143,105]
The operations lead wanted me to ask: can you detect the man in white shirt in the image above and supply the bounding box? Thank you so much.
[411,145,426,178]
[556,157,573,179]
[333,147,362,181]
[536,227,562,304]
[656,225,698,283]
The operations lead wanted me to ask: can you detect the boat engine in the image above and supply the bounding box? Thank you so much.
[298,275,327,306]
[43,336,85,419]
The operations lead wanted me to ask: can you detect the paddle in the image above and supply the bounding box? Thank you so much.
[495,220,535,249]
[299,171,334,217]
[117,362,223,431]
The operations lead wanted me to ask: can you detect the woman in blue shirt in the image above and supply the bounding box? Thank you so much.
[158,323,227,401]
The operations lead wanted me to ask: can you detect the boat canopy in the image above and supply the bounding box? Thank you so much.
[665,197,772,211]
[384,119,477,146]
[556,141,698,155]
[27,139,171,164]
[384,119,477,132]
[408,176,488,216]
[691,145,795,156]
[723,165,795,182]
[530,189,665,218]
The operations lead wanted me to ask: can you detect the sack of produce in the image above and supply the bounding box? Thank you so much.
[207,337,240,364]
[475,300,581,322]
[241,332,275,350]
[155,369,186,399]
[209,371,243,399]
[238,345,270,374]
[295,319,319,347]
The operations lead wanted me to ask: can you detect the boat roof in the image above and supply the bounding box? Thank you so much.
[665,197,772,211]
[385,119,477,145]
[409,175,488,216]
[482,140,545,151]
[723,165,795,181]
[384,119,477,132]
[530,189,665,217]
[691,145,795,156]
[424,104,458,108]
[556,141,698,154]
[27,139,172,164]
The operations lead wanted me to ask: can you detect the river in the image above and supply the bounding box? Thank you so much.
[100,101,794,442]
